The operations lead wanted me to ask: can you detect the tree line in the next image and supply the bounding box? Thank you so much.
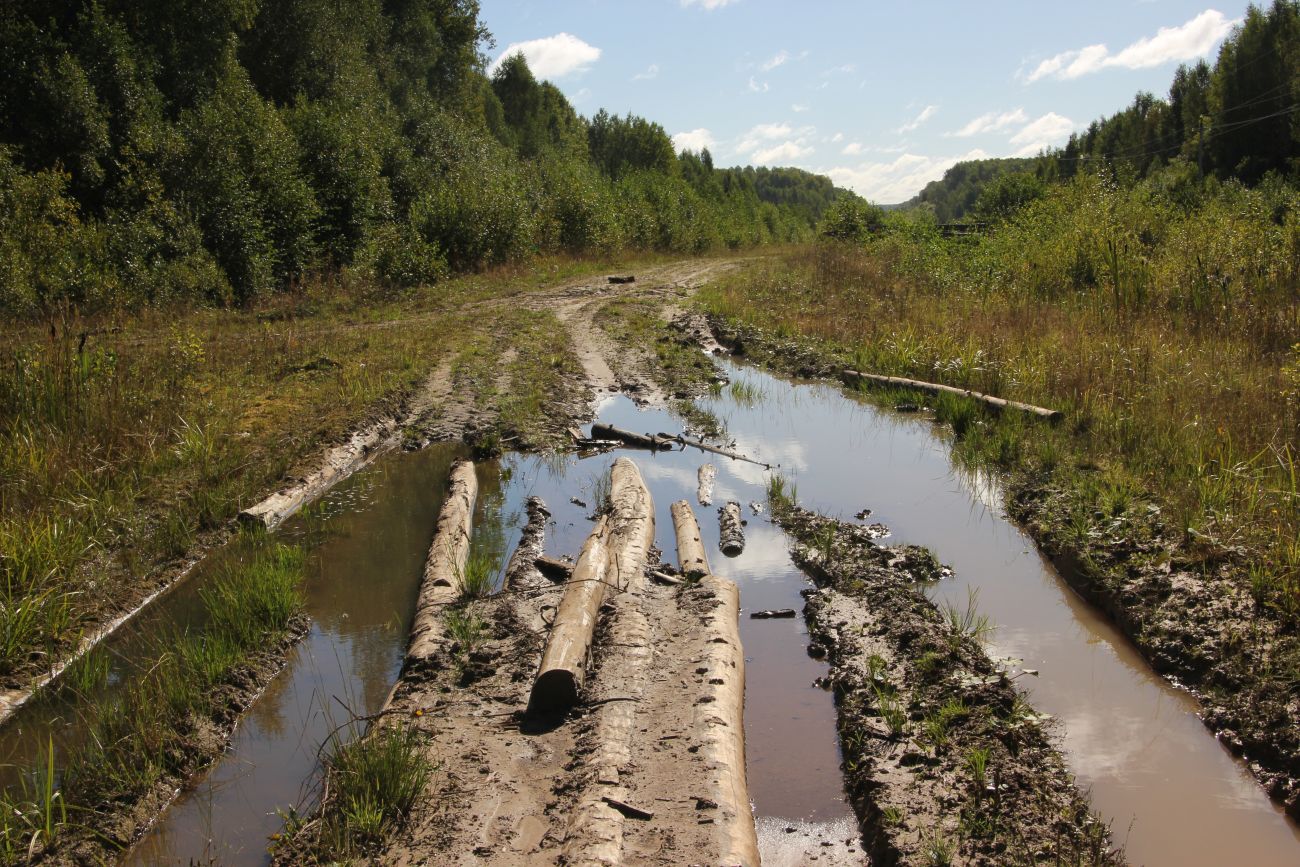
[0,0,852,316]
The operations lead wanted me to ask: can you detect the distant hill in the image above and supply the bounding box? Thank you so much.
[741,166,863,226]
[900,158,1036,222]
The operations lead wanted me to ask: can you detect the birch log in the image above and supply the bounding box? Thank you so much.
[719,501,745,556]
[697,463,717,507]
[670,500,759,867]
[406,460,477,663]
[841,369,1063,422]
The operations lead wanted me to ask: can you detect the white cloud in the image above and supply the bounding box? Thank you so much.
[490,33,601,79]
[748,76,769,93]
[830,132,844,143]
[822,63,856,76]
[672,128,717,153]
[1008,112,1076,155]
[841,142,864,156]
[949,108,1029,138]
[898,104,938,133]
[1027,10,1236,82]
[736,122,793,153]
[751,141,813,164]
[681,0,739,8]
[827,149,989,204]
[791,103,810,113]
[761,50,790,72]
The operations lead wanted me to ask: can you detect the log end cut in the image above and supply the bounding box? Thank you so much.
[529,667,581,715]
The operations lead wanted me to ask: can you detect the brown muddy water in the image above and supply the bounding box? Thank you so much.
[5,358,1299,866]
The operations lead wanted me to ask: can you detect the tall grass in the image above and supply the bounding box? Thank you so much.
[700,171,1300,611]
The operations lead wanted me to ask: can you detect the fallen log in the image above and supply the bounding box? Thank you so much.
[590,422,674,451]
[697,463,717,507]
[841,369,1063,422]
[534,555,574,580]
[671,500,711,579]
[406,460,477,663]
[607,274,636,284]
[658,432,772,469]
[719,501,745,557]
[505,497,550,593]
[750,609,797,619]
[239,419,397,528]
[669,501,760,867]
[530,458,654,713]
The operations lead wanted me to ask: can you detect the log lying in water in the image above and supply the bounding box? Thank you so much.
[719,501,746,556]
[671,500,711,579]
[697,463,717,507]
[669,500,759,867]
[530,458,655,713]
[239,420,396,528]
[658,432,772,469]
[505,497,550,593]
[590,422,675,451]
[406,460,477,663]
[841,369,1063,422]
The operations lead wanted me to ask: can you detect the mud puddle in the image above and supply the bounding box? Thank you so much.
[695,361,1300,867]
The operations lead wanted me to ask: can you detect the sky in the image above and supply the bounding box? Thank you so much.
[475,1,1255,203]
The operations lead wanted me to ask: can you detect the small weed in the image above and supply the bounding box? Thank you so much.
[445,606,487,657]
[319,723,431,854]
[0,736,68,860]
[457,550,499,601]
[920,698,968,753]
[964,746,990,789]
[942,587,995,647]
[727,379,764,407]
[914,650,945,681]
[923,825,957,866]
[881,805,904,827]
[874,685,907,738]
[766,473,797,511]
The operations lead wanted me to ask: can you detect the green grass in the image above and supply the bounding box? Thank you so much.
[307,723,431,857]
[942,587,995,649]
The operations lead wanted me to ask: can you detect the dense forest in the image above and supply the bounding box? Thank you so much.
[0,0,850,316]
[900,0,1299,223]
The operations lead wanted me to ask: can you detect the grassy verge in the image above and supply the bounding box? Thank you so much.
[1,534,306,864]
[702,241,1300,814]
[0,253,652,688]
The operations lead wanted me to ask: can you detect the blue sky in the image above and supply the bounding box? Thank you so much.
[477,1,1252,203]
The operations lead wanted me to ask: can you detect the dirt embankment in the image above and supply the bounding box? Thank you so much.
[775,505,1124,867]
[710,315,1300,820]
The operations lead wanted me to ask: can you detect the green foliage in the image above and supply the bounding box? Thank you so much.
[972,172,1045,223]
[819,197,885,242]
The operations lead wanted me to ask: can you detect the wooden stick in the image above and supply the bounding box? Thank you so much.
[406,460,477,663]
[590,423,675,451]
[719,501,745,557]
[841,369,1063,422]
[669,501,760,867]
[658,432,772,469]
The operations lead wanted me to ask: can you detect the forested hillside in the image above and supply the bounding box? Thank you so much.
[900,0,1299,221]
[0,0,846,316]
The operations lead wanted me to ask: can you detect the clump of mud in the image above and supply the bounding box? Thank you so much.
[775,504,1125,866]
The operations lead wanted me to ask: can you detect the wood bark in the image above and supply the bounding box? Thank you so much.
[504,496,550,593]
[530,458,655,712]
[590,422,675,451]
[696,463,717,507]
[841,369,1063,422]
[406,460,477,663]
[718,501,745,557]
[670,501,760,867]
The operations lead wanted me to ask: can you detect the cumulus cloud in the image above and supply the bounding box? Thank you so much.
[898,105,938,133]
[827,149,990,204]
[752,141,813,164]
[841,142,864,156]
[761,50,790,71]
[791,103,810,113]
[672,128,717,153]
[830,132,844,143]
[735,122,793,153]
[681,0,739,9]
[1027,10,1236,82]
[1008,112,1076,155]
[633,63,659,81]
[949,108,1029,137]
[490,33,601,79]
[748,76,769,93]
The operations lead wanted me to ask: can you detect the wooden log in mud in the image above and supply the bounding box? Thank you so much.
[659,432,773,469]
[590,422,675,451]
[841,369,1063,422]
[238,420,396,528]
[406,460,477,663]
[669,500,760,867]
[671,500,711,579]
[530,458,655,712]
[697,463,717,507]
[719,501,746,556]
[505,496,550,593]
[534,554,574,580]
